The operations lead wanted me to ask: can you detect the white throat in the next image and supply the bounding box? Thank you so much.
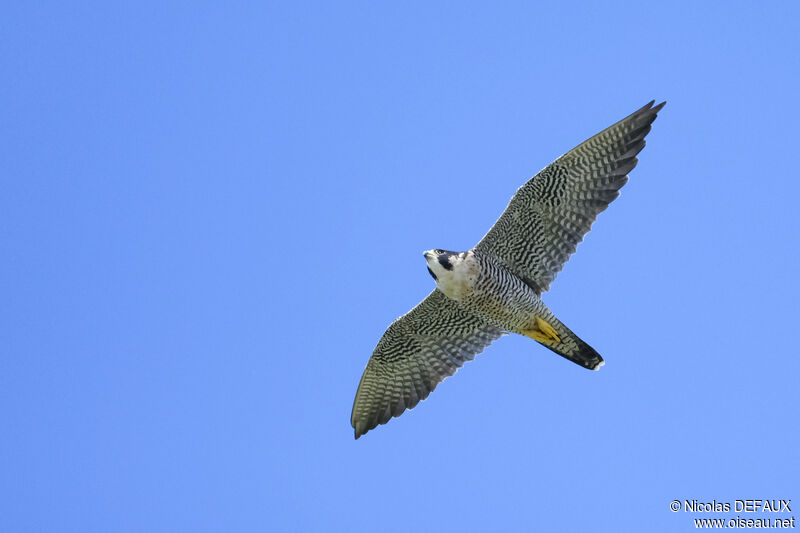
[425,250,478,301]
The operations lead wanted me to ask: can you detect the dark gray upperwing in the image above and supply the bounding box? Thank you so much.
[351,289,504,439]
[475,101,665,294]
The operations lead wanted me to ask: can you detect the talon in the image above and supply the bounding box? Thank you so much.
[523,317,561,344]
[536,317,560,342]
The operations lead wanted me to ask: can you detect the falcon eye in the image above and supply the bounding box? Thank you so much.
[427,266,438,280]
[438,256,453,271]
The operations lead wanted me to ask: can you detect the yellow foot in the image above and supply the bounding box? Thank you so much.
[523,317,561,344]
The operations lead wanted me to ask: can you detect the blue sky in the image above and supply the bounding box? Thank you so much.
[2,2,799,532]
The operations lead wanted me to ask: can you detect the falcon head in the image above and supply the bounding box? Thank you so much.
[423,249,474,300]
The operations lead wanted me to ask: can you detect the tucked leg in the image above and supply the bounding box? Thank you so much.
[523,316,561,344]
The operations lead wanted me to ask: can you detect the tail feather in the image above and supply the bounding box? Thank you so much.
[527,312,604,370]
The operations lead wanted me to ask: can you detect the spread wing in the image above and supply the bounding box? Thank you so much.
[475,101,665,294]
[351,289,504,439]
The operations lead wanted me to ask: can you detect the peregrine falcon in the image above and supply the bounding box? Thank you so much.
[351,101,665,439]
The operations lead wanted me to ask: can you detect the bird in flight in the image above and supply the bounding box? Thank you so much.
[351,101,666,439]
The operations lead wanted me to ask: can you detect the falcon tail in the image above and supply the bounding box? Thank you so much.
[522,313,604,370]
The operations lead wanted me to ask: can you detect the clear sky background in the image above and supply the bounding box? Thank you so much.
[2,2,799,532]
